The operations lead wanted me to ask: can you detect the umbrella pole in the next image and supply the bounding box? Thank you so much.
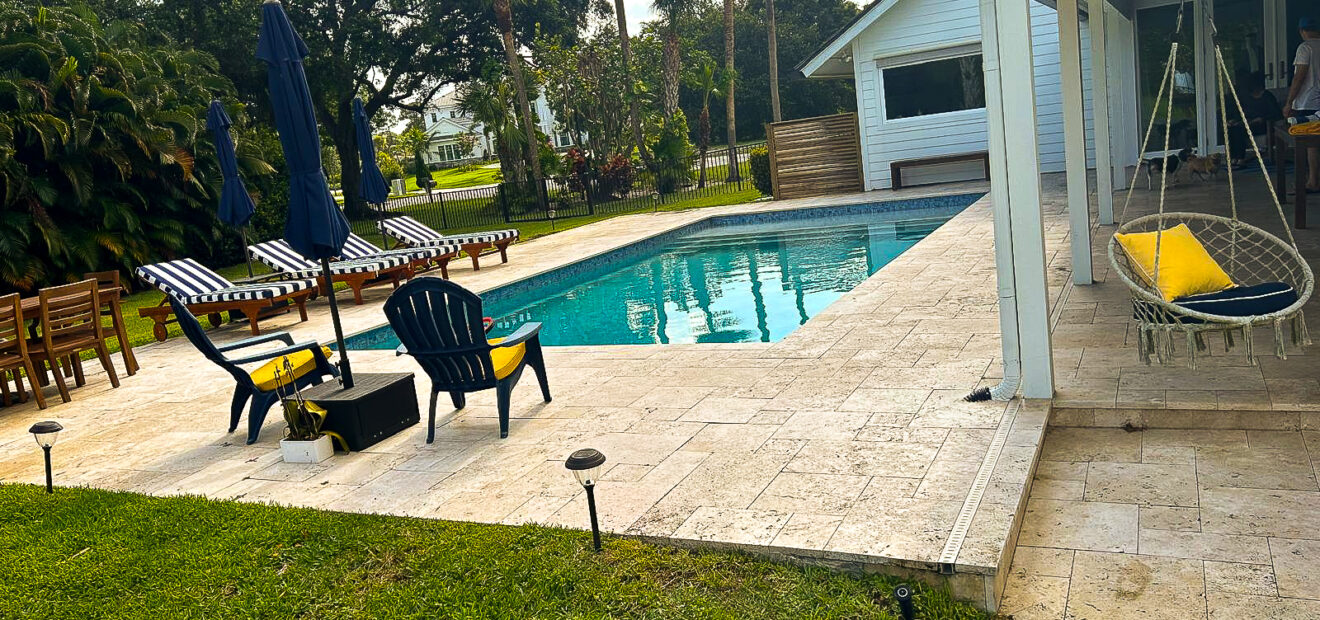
[241,228,255,278]
[321,257,354,389]
[377,201,390,248]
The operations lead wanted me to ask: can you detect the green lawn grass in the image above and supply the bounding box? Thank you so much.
[0,484,988,619]
[403,165,502,192]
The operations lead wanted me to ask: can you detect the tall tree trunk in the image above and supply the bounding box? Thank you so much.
[767,0,782,123]
[493,0,543,184]
[331,108,371,220]
[662,25,681,120]
[614,0,652,166]
[723,0,739,181]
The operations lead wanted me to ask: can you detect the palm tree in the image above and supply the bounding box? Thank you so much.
[695,63,723,188]
[653,0,696,120]
[612,0,651,165]
[459,78,529,183]
[767,0,782,122]
[491,0,543,184]
[723,0,740,181]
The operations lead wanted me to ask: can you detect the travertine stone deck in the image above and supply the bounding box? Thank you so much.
[999,426,1320,619]
[0,181,1042,609]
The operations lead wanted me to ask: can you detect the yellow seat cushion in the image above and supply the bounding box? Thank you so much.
[487,338,525,380]
[250,346,334,392]
[1115,224,1234,301]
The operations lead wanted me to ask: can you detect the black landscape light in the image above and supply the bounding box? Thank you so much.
[565,448,606,552]
[29,421,63,494]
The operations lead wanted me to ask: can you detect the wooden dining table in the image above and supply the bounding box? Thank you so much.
[1271,125,1320,229]
[19,284,138,376]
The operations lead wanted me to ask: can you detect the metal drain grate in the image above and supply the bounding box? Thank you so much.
[937,398,1020,574]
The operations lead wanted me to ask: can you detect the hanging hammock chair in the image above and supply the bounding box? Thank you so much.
[1107,4,1314,368]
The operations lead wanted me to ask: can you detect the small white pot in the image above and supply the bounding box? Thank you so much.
[280,435,334,464]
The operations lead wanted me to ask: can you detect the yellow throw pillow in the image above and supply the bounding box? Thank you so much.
[1115,224,1234,301]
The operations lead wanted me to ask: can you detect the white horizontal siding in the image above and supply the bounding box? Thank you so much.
[850,0,1098,189]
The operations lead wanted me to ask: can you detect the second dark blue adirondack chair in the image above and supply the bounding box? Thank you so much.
[384,279,550,442]
[168,296,338,444]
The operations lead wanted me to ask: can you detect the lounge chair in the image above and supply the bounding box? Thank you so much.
[248,239,412,305]
[136,258,316,341]
[340,233,460,279]
[379,216,518,271]
[167,295,338,444]
[384,278,550,442]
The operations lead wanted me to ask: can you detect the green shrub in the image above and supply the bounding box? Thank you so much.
[378,151,405,181]
[750,146,773,196]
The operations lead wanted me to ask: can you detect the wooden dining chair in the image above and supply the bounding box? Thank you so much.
[84,271,138,376]
[0,293,45,409]
[28,279,119,403]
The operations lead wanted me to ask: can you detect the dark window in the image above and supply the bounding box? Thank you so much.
[882,54,985,120]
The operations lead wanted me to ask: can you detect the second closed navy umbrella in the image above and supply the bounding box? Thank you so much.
[206,100,258,277]
[353,97,390,246]
[257,0,354,387]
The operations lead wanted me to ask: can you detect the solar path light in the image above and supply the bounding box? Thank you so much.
[28,421,63,493]
[565,448,606,552]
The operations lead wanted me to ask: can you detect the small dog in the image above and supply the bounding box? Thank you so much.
[1185,152,1223,181]
[1140,147,1192,189]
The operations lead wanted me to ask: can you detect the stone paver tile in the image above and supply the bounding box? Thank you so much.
[1143,445,1196,464]
[249,460,331,483]
[1207,592,1320,619]
[672,507,791,546]
[630,386,715,409]
[763,375,864,411]
[1035,460,1088,481]
[1031,477,1085,500]
[1203,561,1277,597]
[826,497,962,563]
[998,573,1068,620]
[1139,529,1271,563]
[628,450,793,537]
[677,397,771,423]
[1246,430,1307,451]
[1195,445,1318,492]
[770,513,842,553]
[908,389,1006,428]
[931,428,994,462]
[502,494,576,526]
[1200,487,1320,538]
[1085,462,1199,507]
[837,388,931,413]
[306,452,408,487]
[1143,429,1247,449]
[323,469,451,515]
[853,426,948,444]
[1010,546,1075,578]
[574,432,691,466]
[772,411,871,441]
[1270,538,1320,600]
[1018,498,1138,553]
[1040,428,1141,463]
[785,440,939,478]
[1065,551,1206,620]
[1141,505,1202,532]
[749,472,869,515]
[682,423,777,452]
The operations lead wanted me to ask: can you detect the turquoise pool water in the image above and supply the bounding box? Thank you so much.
[345,194,981,348]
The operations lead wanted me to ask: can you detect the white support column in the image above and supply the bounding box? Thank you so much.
[1088,3,1116,224]
[981,0,1055,400]
[1058,0,1092,285]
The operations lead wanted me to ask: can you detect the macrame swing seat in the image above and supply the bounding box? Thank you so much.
[1106,9,1314,368]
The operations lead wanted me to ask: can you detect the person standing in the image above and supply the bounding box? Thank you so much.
[1283,17,1320,191]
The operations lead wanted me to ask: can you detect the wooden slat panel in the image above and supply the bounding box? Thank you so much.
[767,113,863,200]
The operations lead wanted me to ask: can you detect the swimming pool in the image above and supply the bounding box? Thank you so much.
[344,193,982,349]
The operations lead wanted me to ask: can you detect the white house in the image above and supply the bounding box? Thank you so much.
[800,0,1111,190]
[421,90,575,166]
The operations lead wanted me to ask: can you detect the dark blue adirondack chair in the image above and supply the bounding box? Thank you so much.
[384,279,550,442]
[168,296,338,444]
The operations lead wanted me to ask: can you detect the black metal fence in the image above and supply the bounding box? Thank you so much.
[358,142,763,235]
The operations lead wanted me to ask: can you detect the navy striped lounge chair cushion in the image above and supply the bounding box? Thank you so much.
[341,233,456,262]
[380,216,517,248]
[136,259,315,305]
[249,239,407,277]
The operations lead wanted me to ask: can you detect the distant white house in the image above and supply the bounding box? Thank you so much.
[799,0,1107,189]
[421,90,575,166]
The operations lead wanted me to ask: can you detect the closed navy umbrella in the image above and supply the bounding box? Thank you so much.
[353,97,390,246]
[206,100,257,277]
[257,0,355,387]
